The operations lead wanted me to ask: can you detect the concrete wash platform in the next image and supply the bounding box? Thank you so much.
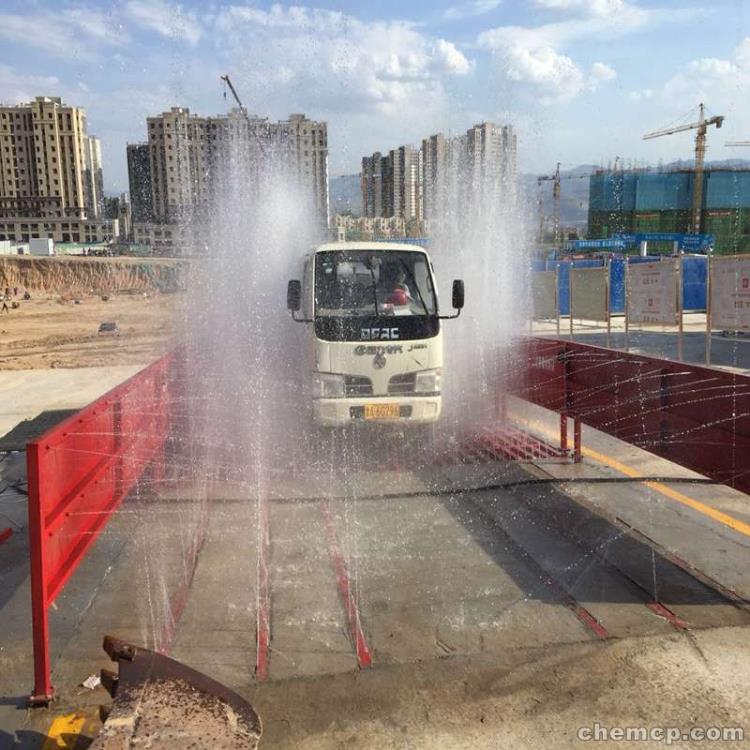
[0,366,142,441]
[1,412,750,747]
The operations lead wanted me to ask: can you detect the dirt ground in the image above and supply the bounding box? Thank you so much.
[0,290,183,370]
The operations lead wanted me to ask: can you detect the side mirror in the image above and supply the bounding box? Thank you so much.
[452,279,465,310]
[287,280,301,312]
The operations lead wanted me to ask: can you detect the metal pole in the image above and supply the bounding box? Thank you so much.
[605,258,611,349]
[677,256,684,361]
[624,257,630,352]
[560,413,568,453]
[706,254,712,365]
[573,418,582,463]
[27,442,54,705]
[569,263,574,340]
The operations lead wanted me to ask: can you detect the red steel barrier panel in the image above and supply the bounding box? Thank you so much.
[511,337,750,494]
[27,352,178,704]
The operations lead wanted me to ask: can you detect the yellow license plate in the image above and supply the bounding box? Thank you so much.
[364,403,401,420]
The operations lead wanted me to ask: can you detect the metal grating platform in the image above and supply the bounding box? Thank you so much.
[437,425,569,466]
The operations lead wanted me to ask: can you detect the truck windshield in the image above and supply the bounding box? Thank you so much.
[315,250,437,317]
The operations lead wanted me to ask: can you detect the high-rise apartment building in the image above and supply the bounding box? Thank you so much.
[0,96,116,243]
[362,145,422,224]
[361,152,383,218]
[364,122,517,229]
[132,106,329,238]
[0,96,89,219]
[390,145,422,223]
[146,107,215,224]
[421,133,466,221]
[84,135,103,218]
[464,122,517,213]
[285,113,329,228]
[126,143,153,222]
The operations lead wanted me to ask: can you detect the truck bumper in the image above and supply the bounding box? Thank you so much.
[313,396,441,427]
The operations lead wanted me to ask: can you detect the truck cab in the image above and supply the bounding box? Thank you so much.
[287,241,464,427]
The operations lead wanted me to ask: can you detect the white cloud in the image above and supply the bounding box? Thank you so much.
[482,42,617,103]
[505,46,584,102]
[533,0,629,16]
[0,66,60,105]
[443,0,503,21]
[588,61,616,89]
[125,0,202,45]
[212,5,474,117]
[476,1,682,103]
[630,37,750,152]
[628,88,654,102]
[736,37,750,68]
[477,2,650,52]
[63,8,129,46]
[649,37,750,102]
[433,39,474,76]
[0,8,126,59]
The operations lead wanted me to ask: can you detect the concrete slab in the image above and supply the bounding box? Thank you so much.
[266,501,357,681]
[511,396,750,601]
[0,366,141,441]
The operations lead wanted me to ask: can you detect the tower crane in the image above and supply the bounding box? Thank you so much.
[643,103,724,235]
[537,163,561,243]
[220,74,245,113]
[537,163,590,245]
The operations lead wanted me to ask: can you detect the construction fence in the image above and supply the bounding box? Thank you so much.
[531,255,750,364]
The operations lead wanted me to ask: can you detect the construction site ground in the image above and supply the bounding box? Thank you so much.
[0,291,182,371]
[2,393,750,748]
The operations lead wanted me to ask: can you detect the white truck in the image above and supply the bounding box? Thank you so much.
[287,241,464,429]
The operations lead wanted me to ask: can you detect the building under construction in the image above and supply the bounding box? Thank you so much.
[588,167,750,254]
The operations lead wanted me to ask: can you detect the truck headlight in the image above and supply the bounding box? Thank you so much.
[312,372,345,398]
[415,368,442,394]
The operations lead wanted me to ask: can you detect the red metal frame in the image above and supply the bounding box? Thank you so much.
[512,337,750,491]
[26,352,178,705]
[319,499,372,670]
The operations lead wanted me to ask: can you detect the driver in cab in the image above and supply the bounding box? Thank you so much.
[375,262,412,312]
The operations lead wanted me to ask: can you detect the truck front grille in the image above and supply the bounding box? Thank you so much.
[344,375,373,396]
[388,373,416,395]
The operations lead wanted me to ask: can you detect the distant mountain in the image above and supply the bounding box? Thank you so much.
[329,174,362,216]
[660,158,750,171]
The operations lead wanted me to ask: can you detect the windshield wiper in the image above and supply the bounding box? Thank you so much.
[398,258,430,316]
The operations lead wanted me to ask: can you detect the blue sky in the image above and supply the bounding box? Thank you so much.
[2,0,749,193]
